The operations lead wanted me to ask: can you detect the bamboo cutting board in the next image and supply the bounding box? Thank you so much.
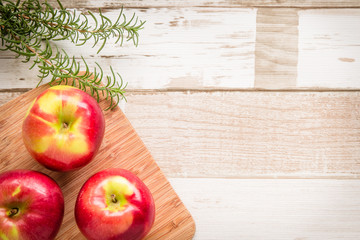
[0,84,196,239]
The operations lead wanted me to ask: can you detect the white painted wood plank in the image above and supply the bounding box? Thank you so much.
[298,9,360,89]
[0,8,256,90]
[1,90,360,178]
[124,91,360,178]
[169,178,360,240]
[3,7,360,90]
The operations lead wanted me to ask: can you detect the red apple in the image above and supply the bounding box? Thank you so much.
[75,168,155,240]
[22,85,105,171]
[0,169,64,240]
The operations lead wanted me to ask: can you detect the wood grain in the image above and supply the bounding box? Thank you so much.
[0,91,24,106]
[1,8,360,90]
[170,178,360,240]
[0,86,195,239]
[46,0,360,8]
[1,0,360,239]
[0,8,256,90]
[124,91,360,178]
[255,8,299,89]
[3,90,359,179]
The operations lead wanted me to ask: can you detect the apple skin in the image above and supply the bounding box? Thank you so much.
[22,85,105,172]
[75,168,155,240]
[0,169,64,240]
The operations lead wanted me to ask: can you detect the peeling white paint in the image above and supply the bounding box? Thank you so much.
[297,9,360,88]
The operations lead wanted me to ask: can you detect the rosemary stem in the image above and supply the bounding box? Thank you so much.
[0,0,138,109]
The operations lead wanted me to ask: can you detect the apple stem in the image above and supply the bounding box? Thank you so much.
[63,122,68,129]
[9,208,19,217]
[111,194,117,203]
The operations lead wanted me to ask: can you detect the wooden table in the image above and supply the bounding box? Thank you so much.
[1,0,360,239]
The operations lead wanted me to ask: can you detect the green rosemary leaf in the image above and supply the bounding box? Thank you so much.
[88,11,98,30]
[12,48,36,57]
[114,7,123,26]
[93,87,100,102]
[105,75,111,88]
[1,36,21,44]
[95,62,103,84]
[81,55,89,74]
[124,13,135,27]
[97,37,106,54]
[104,93,113,111]
[29,60,37,70]
[56,0,64,10]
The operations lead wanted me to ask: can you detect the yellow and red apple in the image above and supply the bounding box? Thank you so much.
[22,85,105,172]
[0,169,64,240]
[75,168,155,240]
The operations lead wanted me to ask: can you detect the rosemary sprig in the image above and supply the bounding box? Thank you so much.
[0,0,145,110]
